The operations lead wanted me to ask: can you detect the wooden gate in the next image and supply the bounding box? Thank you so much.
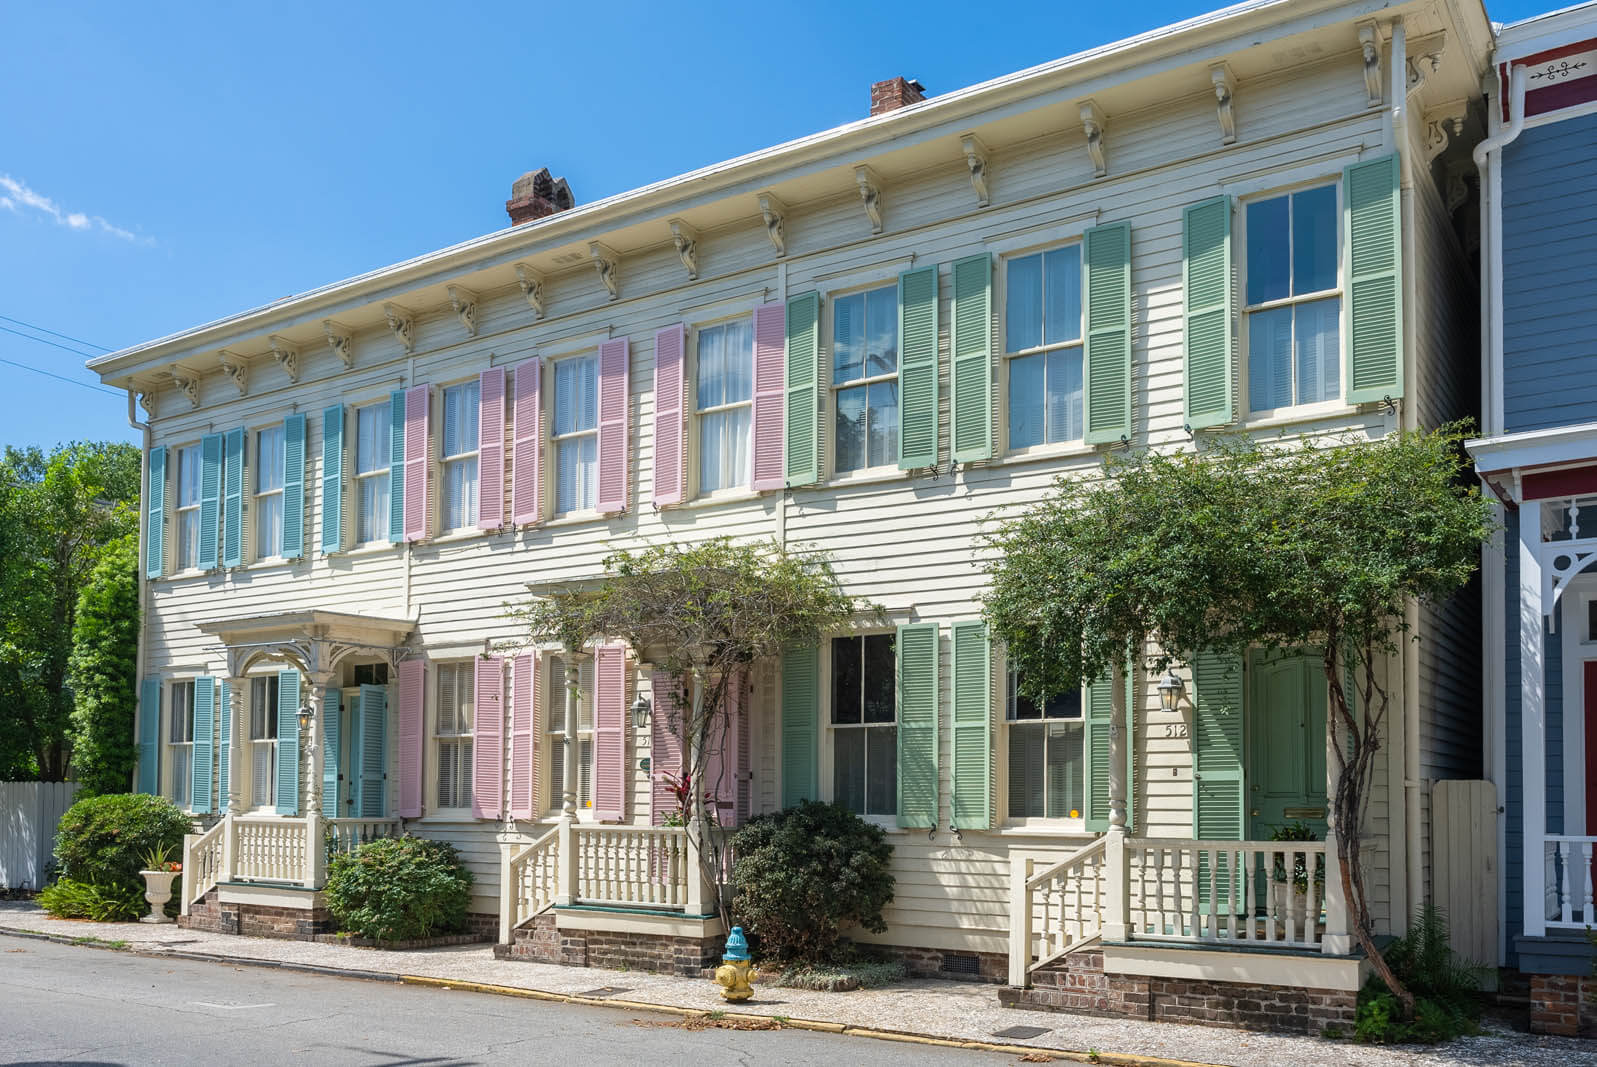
[1432,779,1498,989]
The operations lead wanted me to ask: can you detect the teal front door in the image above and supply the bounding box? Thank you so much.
[1246,651,1328,841]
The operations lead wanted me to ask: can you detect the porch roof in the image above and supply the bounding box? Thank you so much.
[194,609,417,678]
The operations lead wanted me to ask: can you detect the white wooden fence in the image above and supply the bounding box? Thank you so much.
[0,781,79,889]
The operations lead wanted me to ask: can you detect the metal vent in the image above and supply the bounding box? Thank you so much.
[940,951,980,976]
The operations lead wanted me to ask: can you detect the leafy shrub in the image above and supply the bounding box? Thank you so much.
[37,878,148,922]
[1355,906,1481,1044]
[67,534,140,798]
[729,801,894,963]
[774,958,906,991]
[324,836,473,942]
[53,793,191,891]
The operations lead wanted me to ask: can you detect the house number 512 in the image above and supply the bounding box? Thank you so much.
[1163,722,1189,739]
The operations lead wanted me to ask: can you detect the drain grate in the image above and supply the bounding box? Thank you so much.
[576,986,633,998]
[940,951,981,976]
[992,1025,1052,1040]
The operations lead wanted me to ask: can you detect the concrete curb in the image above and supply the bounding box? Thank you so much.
[2,925,1219,1067]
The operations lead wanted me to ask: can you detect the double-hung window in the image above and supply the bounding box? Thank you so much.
[1006,670,1084,821]
[355,402,391,544]
[249,676,279,809]
[831,633,896,817]
[696,319,753,493]
[832,286,899,474]
[553,355,598,515]
[435,662,474,810]
[441,381,480,531]
[1244,185,1340,413]
[175,445,202,570]
[255,425,285,558]
[1006,245,1084,449]
[546,655,594,811]
[168,679,195,807]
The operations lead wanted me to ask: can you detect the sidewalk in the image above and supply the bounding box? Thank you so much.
[0,900,1576,1067]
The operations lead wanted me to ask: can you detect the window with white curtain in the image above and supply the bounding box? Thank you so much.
[1006,669,1084,821]
[250,675,279,809]
[175,445,201,570]
[831,286,899,473]
[553,355,598,515]
[441,381,480,531]
[1005,245,1084,450]
[1244,184,1340,413]
[696,318,753,493]
[168,679,195,807]
[435,662,474,810]
[355,402,391,544]
[255,425,284,558]
[546,655,594,812]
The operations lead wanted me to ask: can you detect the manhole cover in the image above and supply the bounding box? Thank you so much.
[992,1025,1051,1040]
[577,986,633,998]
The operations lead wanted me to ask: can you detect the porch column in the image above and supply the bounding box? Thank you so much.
[1522,501,1548,938]
[304,670,337,889]
[222,677,247,881]
[554,652,582,907]
[1322,713,1352,954]
[683,659,713,917]
[1102,660,1131,942]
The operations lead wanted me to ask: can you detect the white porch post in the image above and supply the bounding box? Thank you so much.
[1322,717,1352,954]
[222,676,247,880]
[1102,660,1131,942]
[1008,854,1034,986]
[554,653,582,907]
[1522,501,1548,938]
[304,672,336,889]
[497,834,518,944]
[684,659,713,917]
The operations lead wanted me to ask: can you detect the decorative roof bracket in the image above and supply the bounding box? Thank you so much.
[447,285,479,337]
[1079,100,1107,178]
[322,320,354,369]
[218,349,249,395]
[669,219,699,280]
[960,133,990,208]
[171,369,199,408]
[269,335,300,382]
[1358,21,1384,107]
[589,241,620,301]
[1210,64,1237,145]
[854,165,883,234]
[514,262,546,318]
[1424,99,1468,161]
[757,192,787,257]
[383,303,416,354]
[1406,30,1448,96]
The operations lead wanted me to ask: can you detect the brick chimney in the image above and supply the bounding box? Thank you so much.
[870,77,926,116]
[506,168,575,226]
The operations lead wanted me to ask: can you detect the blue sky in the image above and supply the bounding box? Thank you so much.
[0,0,1549,450]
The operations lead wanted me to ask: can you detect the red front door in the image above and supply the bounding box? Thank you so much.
[1584,661,1597,834]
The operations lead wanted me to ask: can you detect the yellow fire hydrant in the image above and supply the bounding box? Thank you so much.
[713,926,757,1002]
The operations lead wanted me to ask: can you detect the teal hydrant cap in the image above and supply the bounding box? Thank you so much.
[723,926,750,960]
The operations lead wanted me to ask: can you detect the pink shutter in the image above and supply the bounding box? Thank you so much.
[478,368,506,530]
[509,653,535,819]
[706,674,745,826]
[650,671,686,824]
[511,358,542,526]
[596,338,630,513]
[652,324,685,507]
[403,384,430,541]
[472,655,504,820]
[592,644,627,821]
[732,672,752,826]
[752,302,786,491]
[397,657,426,818]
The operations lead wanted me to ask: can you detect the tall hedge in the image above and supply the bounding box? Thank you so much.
[67,533,140,797]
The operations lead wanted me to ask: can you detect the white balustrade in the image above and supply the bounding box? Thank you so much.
[179,820,227,914]
[1127,838,1326,950]
[1008,839,1108,985]
[232,816,310,885]
[326,818,402,856]
[1546,836,1597,929]
[501,827,562,941]
[573,825,688,909]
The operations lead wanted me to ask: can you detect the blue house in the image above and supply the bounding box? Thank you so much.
[1468,0,1597,1036]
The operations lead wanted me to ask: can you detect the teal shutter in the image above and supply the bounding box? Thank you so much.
[897,266,939,471]
[896,622,939,829]
[191,677,215,813]
[137,677,160,794]
[388,390,406,540]
[145,446,166,579]
[198,434,222,571]
[950,621,991,830]
[1083,667,1115,831]
[222,428,244,568]
[1193,651,1245,841]
[321,404,345,554]
[784,292,820,487]
[1083,221,1133,445]
[358,684,388,817]
[322,688,342,816]
[780,645,819,807]
[1183,197,1234,429]
[1344,153,1403,403]
[951,253,993,462]
[276,670,301,815]
[282,414,306,560]
[217,680,231,813]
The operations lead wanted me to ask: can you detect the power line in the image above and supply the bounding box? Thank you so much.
[0,355,123,397]
[0,314,110,353]
[0,323,101,359]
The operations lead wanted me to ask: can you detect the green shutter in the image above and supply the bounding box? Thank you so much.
[358,684,388,817]
[322,688,342,816]
[1083,667,1115,831]
[137,677,160,794]
[217,680,231,813]
[389,390,406,541]
[950,621,991,830]
[191,677,215,813]
[784,292,820,487]
[780,645,819,808]
[145,446,166,579]
[896,623,939,828]
[222,428,244,568]
[897,266,939,471]
[1344,153,1403,403]
[1183,196,1233,429]
[1083,221,1133,445]
[1193,651,1245,841]
[951,254,993,462]
[282,414,306,560]
[276,670,301,815]
[321,404,345,554]
[198,434,222,571]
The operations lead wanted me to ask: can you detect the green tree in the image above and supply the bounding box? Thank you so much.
[0,441,140,780]
[68,533,140,796]
[982,425,1493,1016]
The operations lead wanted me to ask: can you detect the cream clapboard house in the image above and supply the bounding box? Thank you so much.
[88,0,1493,1034]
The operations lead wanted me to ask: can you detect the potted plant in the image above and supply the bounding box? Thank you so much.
[138,844,182,924]
[1268,822,1324,935]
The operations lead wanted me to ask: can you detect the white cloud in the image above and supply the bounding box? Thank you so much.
[0,174,148,243]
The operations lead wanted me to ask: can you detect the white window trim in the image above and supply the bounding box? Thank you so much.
[167,679,196,809]
[247,675,280,814]
[253,424,286,562]
[819,632,899,827]
[998,240,1086,457]
[549,353,601,520]
[173,443,203,575]
[688,314,755,500]
[999,663,1089,831]
[430,660,476,815]
[439,380,481,534]
[353,398,395,547]
[825,280,901,481]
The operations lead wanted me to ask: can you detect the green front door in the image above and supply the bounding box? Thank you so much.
[1246,651,1328,841]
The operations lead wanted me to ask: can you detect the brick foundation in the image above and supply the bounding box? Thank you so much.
[1529,973,1597,1036]
[997,950,1357,1036]
[875,943,1009,983]
[494,912,722,977]
[180,889,335,939]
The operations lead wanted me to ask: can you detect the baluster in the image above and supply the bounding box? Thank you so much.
[1583,843,1595,925]
[1306,846,1321,946]
[1560,842,1574,924]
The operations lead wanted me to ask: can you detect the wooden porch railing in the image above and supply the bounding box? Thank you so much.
[499,827,561,942]
[1545,835,1597,929]
[574,825,688,909]
[1007,839,1108,985]
[326,817,403,855]
[179,819,227,913]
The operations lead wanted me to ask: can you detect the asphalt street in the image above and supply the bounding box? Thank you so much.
[0,934,1014,1066]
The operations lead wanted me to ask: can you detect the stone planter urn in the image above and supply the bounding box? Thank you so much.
[139,869,179,924]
